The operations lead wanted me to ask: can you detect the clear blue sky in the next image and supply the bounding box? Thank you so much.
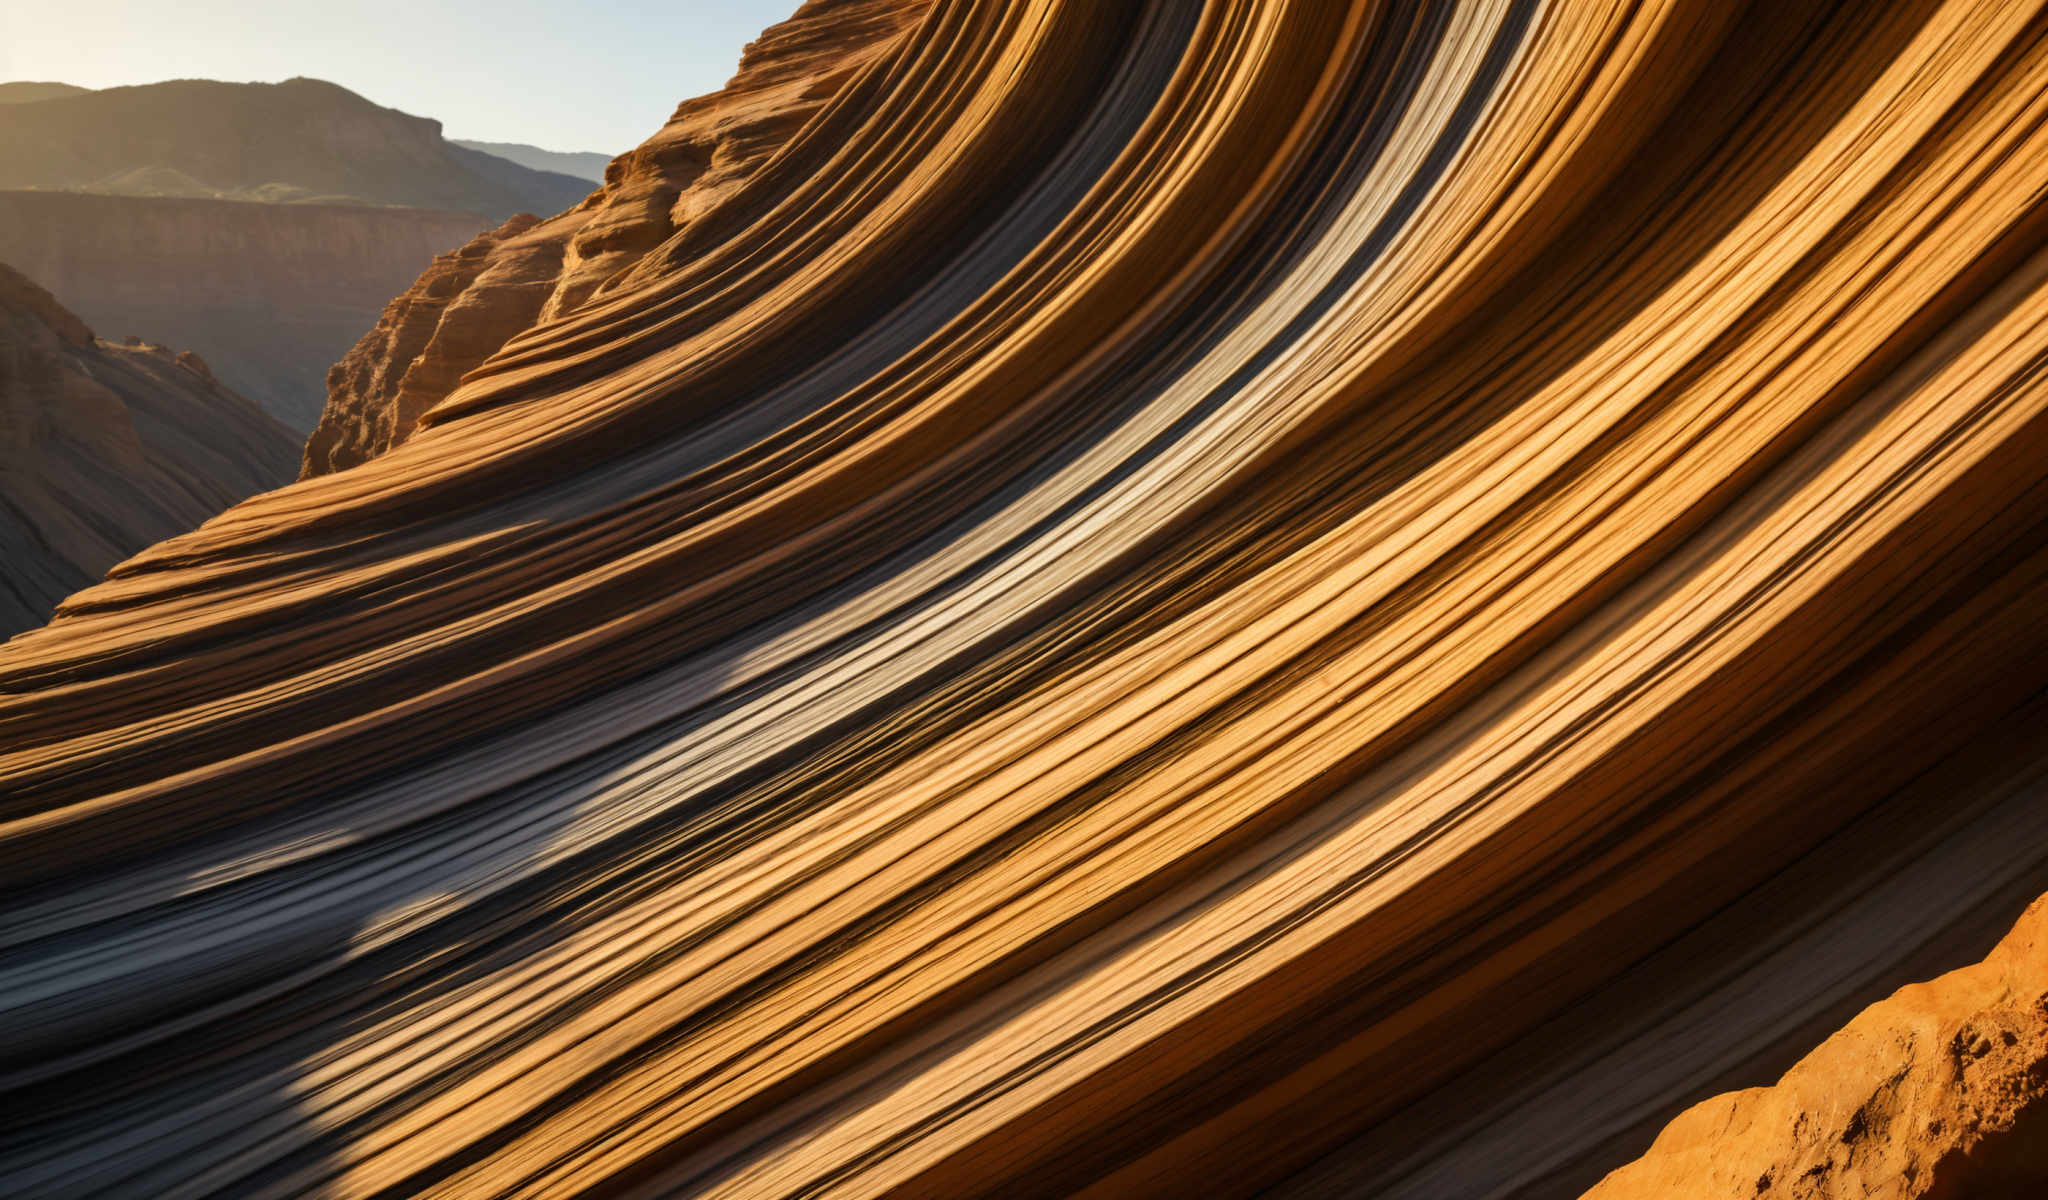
[0,0,802,153]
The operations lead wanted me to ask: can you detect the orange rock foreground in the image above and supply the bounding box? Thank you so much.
[4,0,2048,1195]
[1588,895,2048,1198]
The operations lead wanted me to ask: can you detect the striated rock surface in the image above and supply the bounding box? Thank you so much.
[0,77,590,217]
[6,1,2048,1198]
[0,190,490,428]
[302,0,929,474]
[0,261,297,638]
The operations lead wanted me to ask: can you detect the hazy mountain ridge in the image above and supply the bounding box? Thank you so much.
[0,77,591,220]
[0,76,599,426]
[0,82,88,104]
[0,190,491,429]
[453,139,611,183]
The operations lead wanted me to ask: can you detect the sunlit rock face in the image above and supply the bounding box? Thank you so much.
[1587,892,2048,1199]
[301,0,926,475]
[6,1,2048,1197]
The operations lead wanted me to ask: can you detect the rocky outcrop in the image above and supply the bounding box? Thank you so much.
[0,261,296,638]
[1589,897,2048,1199]
[302,0,928,474]
[300,212,561,471]
[0,190,490,428]
[6,1,2048,1198]
[0,77,590,218]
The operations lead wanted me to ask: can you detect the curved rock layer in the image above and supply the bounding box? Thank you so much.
[0,261,298,640]
[5,0,2048,1196]
[303,0,928,474]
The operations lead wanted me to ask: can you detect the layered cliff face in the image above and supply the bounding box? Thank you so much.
[0,191,490,428]
[5,1,2048,1198]
[0,261,296,638]
[302,0,929,474]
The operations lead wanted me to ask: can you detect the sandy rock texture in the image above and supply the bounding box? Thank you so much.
[1590,897,2048,1198]
[0,261,297,638]
[3,0,2048,1197]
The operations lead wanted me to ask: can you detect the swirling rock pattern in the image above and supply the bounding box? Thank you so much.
[6,0,2048,1196]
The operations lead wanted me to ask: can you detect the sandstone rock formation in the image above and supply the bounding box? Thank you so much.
[1589,893,2048,1198]
[4,0,2048,1197]
[0,261,296,638]
[302,0,927,473]
[0,191,491,428]
[0,78,590,218]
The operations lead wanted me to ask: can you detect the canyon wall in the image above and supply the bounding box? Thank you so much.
[0,191,489,429]
[0,261,297,638]
[3,1,2048,1197]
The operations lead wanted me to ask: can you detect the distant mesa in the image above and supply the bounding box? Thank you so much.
[0,77,590,218]
[453,139,613,183]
